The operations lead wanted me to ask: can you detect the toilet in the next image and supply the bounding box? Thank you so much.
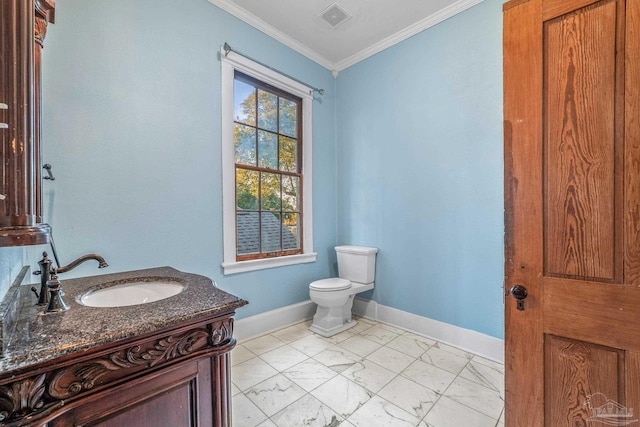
[309,245,378,337]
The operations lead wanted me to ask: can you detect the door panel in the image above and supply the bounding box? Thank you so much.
[504,0,640,425]
[543,0,619,282]
[544,336,623,426]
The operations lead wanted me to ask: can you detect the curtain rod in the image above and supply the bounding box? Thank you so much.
[223,43,325,96]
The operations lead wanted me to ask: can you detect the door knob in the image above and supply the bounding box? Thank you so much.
[510,285,528,311]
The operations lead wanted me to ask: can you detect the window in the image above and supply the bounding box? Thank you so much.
[221,49,316,274]
[234,73,302,260]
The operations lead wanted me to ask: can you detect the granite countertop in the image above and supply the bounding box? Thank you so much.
[0,266,247,374]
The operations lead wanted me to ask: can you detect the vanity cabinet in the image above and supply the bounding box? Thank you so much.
[0,0,54,246]
[49,357,216,427]
[0,312,236,427]
[0,267,247,427]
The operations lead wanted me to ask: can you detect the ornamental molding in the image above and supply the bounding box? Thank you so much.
[48,328,211,400]
[0,374,46,422]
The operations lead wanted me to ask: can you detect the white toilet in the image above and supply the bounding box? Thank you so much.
[309,245,378,337]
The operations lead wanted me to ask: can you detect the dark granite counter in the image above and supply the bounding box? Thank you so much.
[0,266,247,373]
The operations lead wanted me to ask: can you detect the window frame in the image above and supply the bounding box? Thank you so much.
[233,72,303,261]
[220,48,316,275]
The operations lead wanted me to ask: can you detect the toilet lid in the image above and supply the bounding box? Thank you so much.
[309,278,351,291]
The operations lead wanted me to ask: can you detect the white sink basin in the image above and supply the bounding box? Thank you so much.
[79,280,185,308]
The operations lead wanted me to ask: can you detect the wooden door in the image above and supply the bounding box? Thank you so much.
[504,0,640,425]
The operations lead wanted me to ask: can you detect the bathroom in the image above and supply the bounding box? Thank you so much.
[0,0,504,425]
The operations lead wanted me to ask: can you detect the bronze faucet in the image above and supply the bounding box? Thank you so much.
[56,253,109,273]
[33,251,108,312]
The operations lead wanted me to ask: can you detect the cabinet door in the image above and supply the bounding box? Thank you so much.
[50,358,213,427]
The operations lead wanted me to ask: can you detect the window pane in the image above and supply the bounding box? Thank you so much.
[282,213,300,250]
[234,80,256,125]
[234,124,256,166]
[236,169,259,210]
[237,211,259,255]
[281,175,299,212]
[279,136,297,172]
[257,89,277,132]
[261,212,282,252]
[258,131,277,170]
[279,98,297,138]
[261,172,281,211]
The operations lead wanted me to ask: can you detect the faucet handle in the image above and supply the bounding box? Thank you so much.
[34,251,52,275]
[44,271,69,313]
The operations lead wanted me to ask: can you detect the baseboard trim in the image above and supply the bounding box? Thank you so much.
[234,300,316,341]
[234,298,504,363]
[353,298,504,363]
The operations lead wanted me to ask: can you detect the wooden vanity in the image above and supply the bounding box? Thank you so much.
[0,267,247,426]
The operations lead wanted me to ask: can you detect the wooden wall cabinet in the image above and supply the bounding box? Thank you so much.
[0,0,54,246]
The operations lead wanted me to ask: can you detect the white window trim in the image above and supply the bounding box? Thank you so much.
[220,48,316,275]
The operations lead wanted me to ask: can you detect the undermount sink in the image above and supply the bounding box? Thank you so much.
[78,279,185,308]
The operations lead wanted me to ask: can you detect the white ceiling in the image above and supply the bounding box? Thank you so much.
[208,0,484,73]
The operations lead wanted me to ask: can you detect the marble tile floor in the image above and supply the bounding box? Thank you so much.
[231,317,504,427]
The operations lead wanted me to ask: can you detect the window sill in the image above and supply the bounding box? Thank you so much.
[221,252,317,275]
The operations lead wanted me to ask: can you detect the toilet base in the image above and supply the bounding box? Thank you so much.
[309,318,358,337]
[308,282,374,338]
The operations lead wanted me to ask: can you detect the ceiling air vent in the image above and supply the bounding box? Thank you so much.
[320,3,352,28]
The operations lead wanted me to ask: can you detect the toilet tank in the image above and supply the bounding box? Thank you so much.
[336,245,378,284]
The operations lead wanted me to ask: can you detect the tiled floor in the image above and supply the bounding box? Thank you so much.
[231,317,504,427]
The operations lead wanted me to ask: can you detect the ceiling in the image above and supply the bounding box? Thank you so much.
[208,0,484,73]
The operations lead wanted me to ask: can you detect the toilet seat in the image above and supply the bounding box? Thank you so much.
[309,278,351,291]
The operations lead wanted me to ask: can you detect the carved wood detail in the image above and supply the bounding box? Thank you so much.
[211,317,234,345]
[0,374,45,422]
[0,318,234,424]
[48,327,211,400]
[34,0,55,47]
[34,16,48,47]
[110,329,210,369]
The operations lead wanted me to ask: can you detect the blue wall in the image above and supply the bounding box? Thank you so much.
[335,0,504,338]
[38,0,504,338]
[41,0,338,318]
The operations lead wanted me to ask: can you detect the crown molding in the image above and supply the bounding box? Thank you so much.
[209,0,485,74]
[333,0,485,71]
[208,0,336,71]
